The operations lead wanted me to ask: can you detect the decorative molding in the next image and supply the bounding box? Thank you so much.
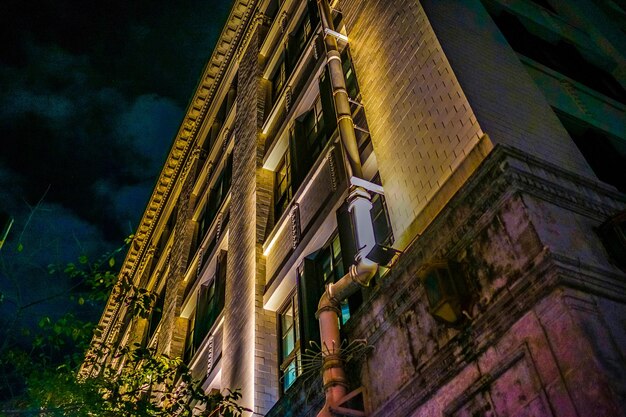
[216,213,224,241]
[236,9,266,63]
[285,86,292,113]
[91,0,257,355]
[289,203,301,250]
[255,10,273,27]
[560,78,592,116]
[206,335,215,375]
[196,248,204,278]
[327,146,338,191]
[280,11,289,34]
[443,345,530,416]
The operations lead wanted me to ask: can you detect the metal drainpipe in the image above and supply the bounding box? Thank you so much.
[315,1,380,416]
[317,0,362,179]
[316,189,378,417]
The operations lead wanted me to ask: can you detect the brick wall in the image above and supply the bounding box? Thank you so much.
[419,0,595,177]
[339,0,485,250]
[158,151,202,356]
[254,22,279,412]
[222,26,260,411]
[223,20,279,414]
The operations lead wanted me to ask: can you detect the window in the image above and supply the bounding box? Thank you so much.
[303,97,327,161]
[190,154,233,258]
[275,95,329,218]
[279,292,300,391]
[489,10,626,103]
[557,112,626,193]
[203,79,237,155]
[342,47,359,100]
[287,12,313,72]
[184,251,227,363]
[274,152,292,219]
[271,56,286,106]
[371,175,394,247]
[317,234,351,324]
[146,289,165,343]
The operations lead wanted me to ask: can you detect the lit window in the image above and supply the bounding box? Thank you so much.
[271,56,286,105]
[303,97,326,162]
[274,152,292,219]
[184,251,227,363]
[318,234,350,324]
[279,292,300,391]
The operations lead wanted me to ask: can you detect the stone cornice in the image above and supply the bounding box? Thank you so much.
[87,0,258,362]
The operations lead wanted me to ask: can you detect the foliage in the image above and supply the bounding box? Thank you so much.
[0,238,246,417]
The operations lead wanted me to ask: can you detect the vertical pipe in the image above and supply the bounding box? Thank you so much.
[315,2,381,415]
[317,0,363,179]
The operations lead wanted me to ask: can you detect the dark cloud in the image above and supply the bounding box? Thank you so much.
[0,0,231,241]
[0,0,232,329]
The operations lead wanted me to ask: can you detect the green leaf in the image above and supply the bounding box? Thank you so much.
[108,257,115,267]
[79,255,88,264]
[17,242,23,252]
[78,297,85,305]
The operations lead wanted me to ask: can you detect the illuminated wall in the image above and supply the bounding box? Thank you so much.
[339,0,488,250]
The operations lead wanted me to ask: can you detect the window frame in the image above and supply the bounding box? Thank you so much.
[274,151,293,220]
[278,290,301,393]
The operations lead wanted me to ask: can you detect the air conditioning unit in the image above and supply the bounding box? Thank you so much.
[597,210,626,271]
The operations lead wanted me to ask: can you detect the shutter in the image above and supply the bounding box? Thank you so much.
[224,153,233,193]
[289,118,309,189]
[307,0,319,27]
[336,201,357,272]
[336,201,363,312]
[193,284,210,350]
[286,34,299,74]
[297,257,323,353]
[205,251,227,331]
[319,66,337,141]
[215,250,227,315]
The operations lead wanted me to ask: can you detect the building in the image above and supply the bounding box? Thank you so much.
[85,0,626,416]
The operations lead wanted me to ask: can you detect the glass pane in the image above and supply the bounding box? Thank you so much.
[331,235,342,257]
[281,308,294,332]
[283,359,297,390]
[340,300,351,325]
[282,330,295,359]
[320,252,332,282]
[439,267,454,297]
[424,272,441,308]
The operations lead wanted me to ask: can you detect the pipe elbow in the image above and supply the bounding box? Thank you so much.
[317,289,340,316]
[350,257,378,287]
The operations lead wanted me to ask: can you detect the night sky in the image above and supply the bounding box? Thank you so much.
[1,0,232,326]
